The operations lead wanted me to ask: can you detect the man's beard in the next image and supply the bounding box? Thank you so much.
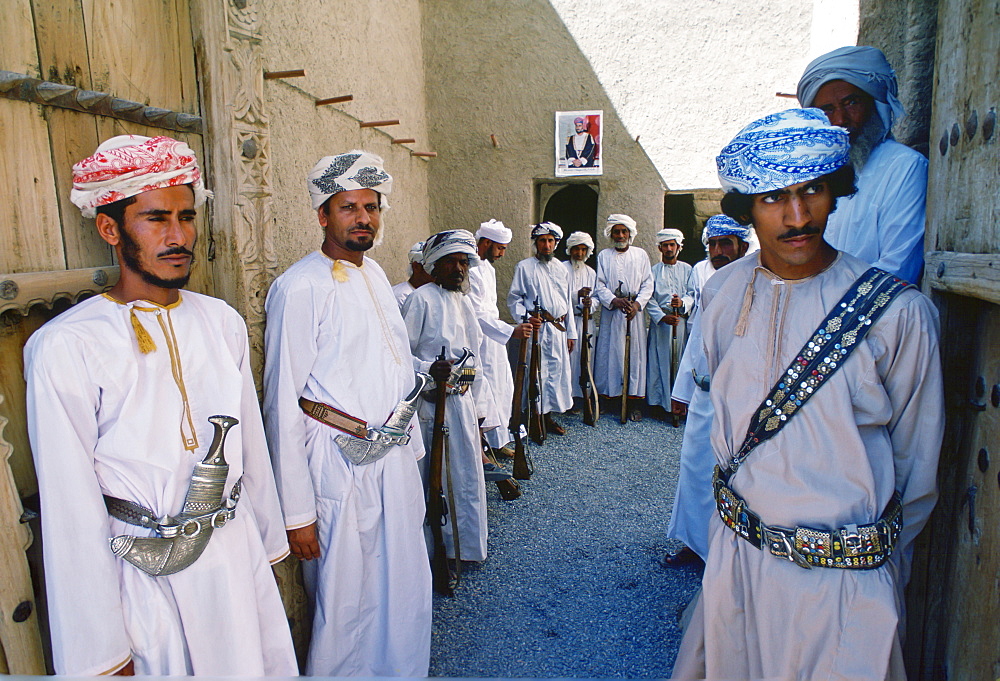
[710,255,732,270]
[120,227,193,289]
[849,113,886,172]
[345,231,375,252]
[613,240,629,251]
[570,258,585,271]
[535,252,554,262]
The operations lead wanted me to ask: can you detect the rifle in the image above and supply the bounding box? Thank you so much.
[527,298,546,445]
[510,313,533,479]
[580,295,599,426]
[670,302,683,428]
[481,433,522,499]
[615,281,637,424]
[426,347,455,596]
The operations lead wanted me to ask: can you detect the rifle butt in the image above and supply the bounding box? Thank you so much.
[496,477,522,500]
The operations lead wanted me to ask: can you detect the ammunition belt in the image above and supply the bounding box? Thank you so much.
[104,479,242,539]
[713,466,901,570]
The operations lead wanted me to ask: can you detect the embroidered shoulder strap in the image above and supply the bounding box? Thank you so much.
[726,267,911,474]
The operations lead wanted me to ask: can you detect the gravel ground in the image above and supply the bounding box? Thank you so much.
[429,407,703,678]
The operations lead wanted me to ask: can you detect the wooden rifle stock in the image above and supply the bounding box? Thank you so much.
[580,301,598,426]
[426,349,454,596]
[510,314,532,479]
[616,281,635,424]
[670,304,683,427]
[527,300,546,445]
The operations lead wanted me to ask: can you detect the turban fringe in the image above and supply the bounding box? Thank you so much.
[716,109,849,195]
[422,229,480,269]
[475,219,513,244]
[796,45,904,137]
[71,135,211,218]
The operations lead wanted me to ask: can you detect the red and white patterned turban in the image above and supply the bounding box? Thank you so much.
[70,135,211,218]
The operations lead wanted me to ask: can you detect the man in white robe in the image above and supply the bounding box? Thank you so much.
[673,109,943,680]
[392,240,431,308]
[798,46,927,284]
[564,231,599,403]
[645,228,692,413]
[664,216,752,567]
[467,219,535,452]
[24,135,296,676]
[263,151,431,677]
[507,222,578,434]
[402,230,494,561]
[593,214,654,421]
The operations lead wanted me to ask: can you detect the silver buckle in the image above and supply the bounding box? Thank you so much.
[764,526,812,570]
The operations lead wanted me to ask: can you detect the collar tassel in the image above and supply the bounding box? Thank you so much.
[331,260,350,282]
[130,308,157,353]
[733,269,760,337]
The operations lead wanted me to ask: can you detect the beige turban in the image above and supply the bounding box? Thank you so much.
[70,135,211,218]
[656,228,684,245]
[565,231,595,258]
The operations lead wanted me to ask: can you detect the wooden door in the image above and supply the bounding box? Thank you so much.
[906,0,1000,678]
[0,0,207,672]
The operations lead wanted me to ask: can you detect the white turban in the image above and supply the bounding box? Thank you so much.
[422,229,480,269]
[475,219,512,245]
[407,241,425,264]
[604,214,637,239]
[797,46,904,139]
[71,135,212,218]
[530,222,563,241]
[565,231,595,258]
[308,150,392,211]
[656,228,684,245]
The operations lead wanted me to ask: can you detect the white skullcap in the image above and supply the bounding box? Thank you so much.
[408,241,425,264]
[71,135,211,218]
[308,150,392,211]
[422,229,481,269]
[475,219,512,245]
[656,228,684,245]
[604,214,637,239]
[565,231,595,256]
[530,222,563,241]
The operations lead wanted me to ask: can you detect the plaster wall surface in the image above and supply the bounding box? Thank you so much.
[548,0,859,190]
[422,0,667,319]
[260,0,433,284]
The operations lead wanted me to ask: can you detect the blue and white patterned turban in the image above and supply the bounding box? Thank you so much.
[407,241,425,264]
[704,215,752,242]
[565,231,595,258]
[604,214,637,239]
[656,228,684,245]
[475,219,512,245]
[422,229,480,269]
[716,108,849,195]
[308,150,392,211]
[797,46,904,138]
[531,221,563,241]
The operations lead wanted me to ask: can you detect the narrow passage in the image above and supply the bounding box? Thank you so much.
[430,409,702,677]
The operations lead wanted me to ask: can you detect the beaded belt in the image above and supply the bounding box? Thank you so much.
[713,466,902,570]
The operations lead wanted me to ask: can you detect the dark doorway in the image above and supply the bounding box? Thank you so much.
[663,192,702,266]
[540,183,599,266]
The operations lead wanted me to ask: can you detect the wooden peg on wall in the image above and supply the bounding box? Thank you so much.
[316,95,354,106]
[263,69,306,79]
[359,119,400,128]
[490,134,500,148]
[411,151,438,158]
[391,138,416,144]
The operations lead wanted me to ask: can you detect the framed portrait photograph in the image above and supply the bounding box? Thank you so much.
[555,110,603,177]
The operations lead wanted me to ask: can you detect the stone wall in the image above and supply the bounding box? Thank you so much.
[858,0,938,153]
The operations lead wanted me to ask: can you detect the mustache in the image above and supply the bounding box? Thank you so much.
[158,246,194,257]
[778,226,821,241]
